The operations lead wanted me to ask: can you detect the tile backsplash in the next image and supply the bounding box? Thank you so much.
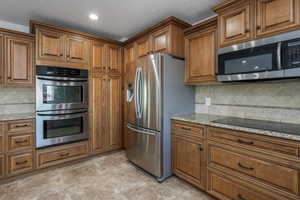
[0,87,35,115]
[195,80,300,124]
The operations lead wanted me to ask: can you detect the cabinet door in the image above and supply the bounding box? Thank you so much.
[0,155,4,178]
[66,35,90,66]
[107,44,122,74]
[172,136,206,189]
[106,75,122,150]
[151,27,170,53]
[37,28,65,62]
[219,2,252,47]
[92,41,106,73]
[5,36,34,86]
[256,0,300,37]
[91,74,107,153]
[185,28,216,84]
[136,36,151,57]
[0,34,3,85]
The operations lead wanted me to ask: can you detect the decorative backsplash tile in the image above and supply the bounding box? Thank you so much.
[195,80,300,124]
[0,87,35,115]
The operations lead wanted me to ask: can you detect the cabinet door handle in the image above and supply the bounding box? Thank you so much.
[181,127,191,131]
[237,194,248,200]
[60,53,63,56]
[262,0,274,3]
[238,162,254,170]
[245,29,250,33]
[237,139,254,145]
[15,140,28,144]
[16,160,28,165]
[60,152,70,157]
[199,146,203,151]
[256,26,261,30]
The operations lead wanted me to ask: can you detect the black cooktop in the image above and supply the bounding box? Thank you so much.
[212,117,300,136]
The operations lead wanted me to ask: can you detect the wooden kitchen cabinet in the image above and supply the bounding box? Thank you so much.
[92,41,106,73]
[91,74,107,153]
[0,34,3,85]
[36,28,65,62]
[66,35,90,66]
[107,44,122,74]
[7,152,34,176]
[172,121,207,190]
[256,0,300,37]
[151,27,170,54]
[218,1,252,47]
[91,74,122,153]
[136,36,151,58]
[106,75,122,150]
[214,0,300,47]
[184,18,217,84]
[5,35,34,86]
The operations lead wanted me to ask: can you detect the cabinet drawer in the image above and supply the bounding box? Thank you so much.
[207,127,300,160]
[7,152,34,175]
[7,133,34,152]
[172,121,206,139]
[6,120,34,134]
[208,144,299,195]
[37,142,88,168]
[207,169,282,200]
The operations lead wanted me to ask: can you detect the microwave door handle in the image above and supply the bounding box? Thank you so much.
[277,42,282,70]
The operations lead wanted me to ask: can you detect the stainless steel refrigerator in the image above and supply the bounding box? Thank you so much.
[126,53,194,182]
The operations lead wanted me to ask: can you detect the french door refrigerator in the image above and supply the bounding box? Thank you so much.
[126,53,194,182]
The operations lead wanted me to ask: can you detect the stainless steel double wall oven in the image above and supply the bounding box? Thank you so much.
[36,66,89,148]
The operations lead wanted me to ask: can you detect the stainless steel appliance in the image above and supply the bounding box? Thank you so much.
[218,29,300,82]
[36,66,88,112]
[126,53,194,182]
[36,66,89,148]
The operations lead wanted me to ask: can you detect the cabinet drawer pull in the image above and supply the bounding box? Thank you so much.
[15,124,29,128]
[262,0,274,3]
[237,139,254,145]
[256,26,261,30]
[15,140,28,144]
[59,152,70,157]
[199,146,203,151]
[238,162,254,170]
[181,127,192,131]
[44,53,58,57]
[245,29,250,33]
[238,194,248,200]
[16,160,28,165]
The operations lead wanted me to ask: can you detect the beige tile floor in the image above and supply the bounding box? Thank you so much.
[0,151,214,200]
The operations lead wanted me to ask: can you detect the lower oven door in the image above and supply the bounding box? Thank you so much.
[36,109,89,148]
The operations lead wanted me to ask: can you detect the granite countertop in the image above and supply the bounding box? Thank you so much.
[172,113,300,142]
[0,113,35,121]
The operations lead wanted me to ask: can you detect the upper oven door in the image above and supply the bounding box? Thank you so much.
[218,43,279,76]
[36,76,88,112]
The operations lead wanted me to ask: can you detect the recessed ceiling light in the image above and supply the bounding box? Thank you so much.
[89,14,99,21]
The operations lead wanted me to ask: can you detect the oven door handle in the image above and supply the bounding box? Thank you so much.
[37,110,87,116]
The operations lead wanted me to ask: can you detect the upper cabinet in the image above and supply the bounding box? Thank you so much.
[66,35,90,65]
[184,18,217,84]
[0,29,34,87]
[256,0,300,37]
[31,21,123,71]
[35,26,91,69]
[124,17,191,58]
[37,28,65,62]
[214,0,300,47]
[5,36,34,86]
[91,42,122,74]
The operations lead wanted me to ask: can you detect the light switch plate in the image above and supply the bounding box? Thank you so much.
[205,97,211,106]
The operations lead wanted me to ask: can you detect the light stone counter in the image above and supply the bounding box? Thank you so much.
[172,113,300,142]
[0,113,35,121]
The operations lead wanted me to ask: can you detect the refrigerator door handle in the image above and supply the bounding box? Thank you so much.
[134,67,140,119]
[138,67,143,119]
[127,124,159,136]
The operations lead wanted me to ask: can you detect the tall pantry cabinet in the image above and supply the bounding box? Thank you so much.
[90,41,122,154]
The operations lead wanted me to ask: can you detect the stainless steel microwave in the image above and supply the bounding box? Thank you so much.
[218,29,300,82]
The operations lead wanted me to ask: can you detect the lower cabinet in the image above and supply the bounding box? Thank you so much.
[7,152,34,176]
[36,141,89,168]
[0,155,4,178]
[172,120,300,200]
[91,73,122,154]
[171,120,206,190]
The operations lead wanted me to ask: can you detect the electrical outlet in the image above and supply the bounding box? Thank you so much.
[205,97,211,106]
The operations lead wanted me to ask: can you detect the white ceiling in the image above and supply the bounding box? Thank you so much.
[0,0,222,41]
